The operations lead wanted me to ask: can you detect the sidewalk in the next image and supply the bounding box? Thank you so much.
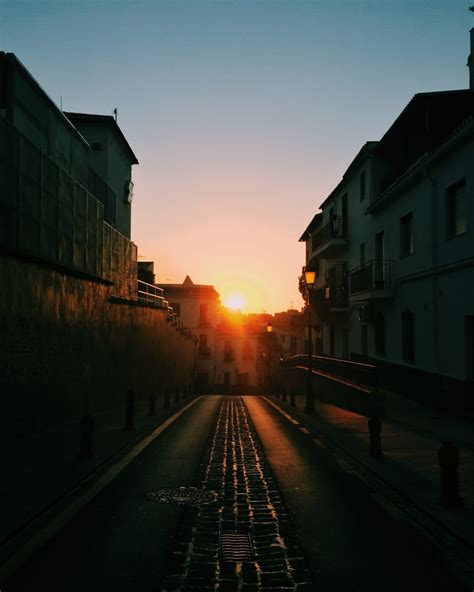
[0,392,194,560]
[267,390,474,577]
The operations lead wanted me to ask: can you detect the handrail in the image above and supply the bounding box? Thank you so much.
[137,279,165,308]
[282,353,378,390]
[311,216,348,252]
[350,259,393,295]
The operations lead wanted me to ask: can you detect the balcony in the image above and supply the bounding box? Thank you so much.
[137,280,166,308]
[311,216,348,259]
[313,283,348,320]
[350,260,393,302]
[198,347,212,359]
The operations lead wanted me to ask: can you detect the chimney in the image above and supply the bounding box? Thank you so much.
[469,28,474,90]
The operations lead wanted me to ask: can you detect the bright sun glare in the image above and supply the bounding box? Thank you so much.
[224,293,246,311]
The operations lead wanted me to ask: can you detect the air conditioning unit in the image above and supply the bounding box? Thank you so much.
[358,303,373,323]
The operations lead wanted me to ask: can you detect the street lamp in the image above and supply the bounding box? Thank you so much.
[304,269,316,413]
[264,322,273,393]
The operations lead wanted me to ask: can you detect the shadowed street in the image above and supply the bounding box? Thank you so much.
[5,396,465,592]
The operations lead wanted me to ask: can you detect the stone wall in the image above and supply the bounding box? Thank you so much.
[0,254,194,437]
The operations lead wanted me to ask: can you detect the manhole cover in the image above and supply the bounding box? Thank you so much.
[219,531,254,562]
[147,486,217,507]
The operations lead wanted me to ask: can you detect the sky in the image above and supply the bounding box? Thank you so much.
[1,0,472,312]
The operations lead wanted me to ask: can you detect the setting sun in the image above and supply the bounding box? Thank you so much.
[223,293,247,311]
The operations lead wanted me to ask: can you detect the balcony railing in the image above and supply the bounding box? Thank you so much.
[137,280,165,307]
[325,262,349,308]
[350,260,393,295]
[326,283,349,308]
[198,347,212,359]
[312,216,348,253]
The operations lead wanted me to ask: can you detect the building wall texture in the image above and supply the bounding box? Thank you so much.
[0,255,193,437]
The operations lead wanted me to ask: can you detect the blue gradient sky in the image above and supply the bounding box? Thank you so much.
[1,1,472,311]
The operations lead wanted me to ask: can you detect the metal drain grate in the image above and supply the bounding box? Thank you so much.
[219,531,255,562]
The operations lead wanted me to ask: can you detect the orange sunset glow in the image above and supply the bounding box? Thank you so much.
[223,293,246,311]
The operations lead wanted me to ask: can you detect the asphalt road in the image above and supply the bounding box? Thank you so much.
[244,396,464,592]
[5,395,465,592]
[5,396,221,592]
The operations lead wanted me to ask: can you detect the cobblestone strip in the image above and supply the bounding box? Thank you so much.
[160,397,313,592]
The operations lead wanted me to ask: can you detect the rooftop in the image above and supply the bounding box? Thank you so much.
[64,111,139,165]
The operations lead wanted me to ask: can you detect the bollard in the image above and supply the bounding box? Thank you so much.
[163,388,170,409]
[290,392,296,407]
[282,388,287,403]
[174,388,179,403]
[438,441,461,506]
[368,414,382,458]
[275,388,280,399]
[79,413,94,459]
[148,392,156,416]
[124,389,135,431]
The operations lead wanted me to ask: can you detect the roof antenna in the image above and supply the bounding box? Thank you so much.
[60,96,63,110]
[113,107,118,122]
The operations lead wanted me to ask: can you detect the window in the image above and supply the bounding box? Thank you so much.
[198,335,210,357]
[360,171,366,202]
[400,212,413,257]
[224,339,234,362]
[446,179,467,239]
[401,309,415,363]
[374,313,386,356]
[200,303,209,325]
[360,242,366,266]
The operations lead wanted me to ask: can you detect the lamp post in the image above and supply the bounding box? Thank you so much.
[266,322,273,394]
[304,269,316,413]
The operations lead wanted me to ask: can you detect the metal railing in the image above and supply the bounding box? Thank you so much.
[137,280,165,307]
[325,262,349,307]
[198,347,212,359]
[350,260,393,295]
[282,354,378,391]
[311,216,348,252]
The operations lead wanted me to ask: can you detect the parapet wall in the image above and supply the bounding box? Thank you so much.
[0,254,194,437]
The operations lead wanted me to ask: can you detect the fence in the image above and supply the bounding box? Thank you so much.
[137,279,165,308]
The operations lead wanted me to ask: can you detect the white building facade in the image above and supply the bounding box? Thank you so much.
[300,35,474,413]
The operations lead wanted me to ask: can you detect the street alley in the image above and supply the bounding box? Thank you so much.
[4,396,465,592]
